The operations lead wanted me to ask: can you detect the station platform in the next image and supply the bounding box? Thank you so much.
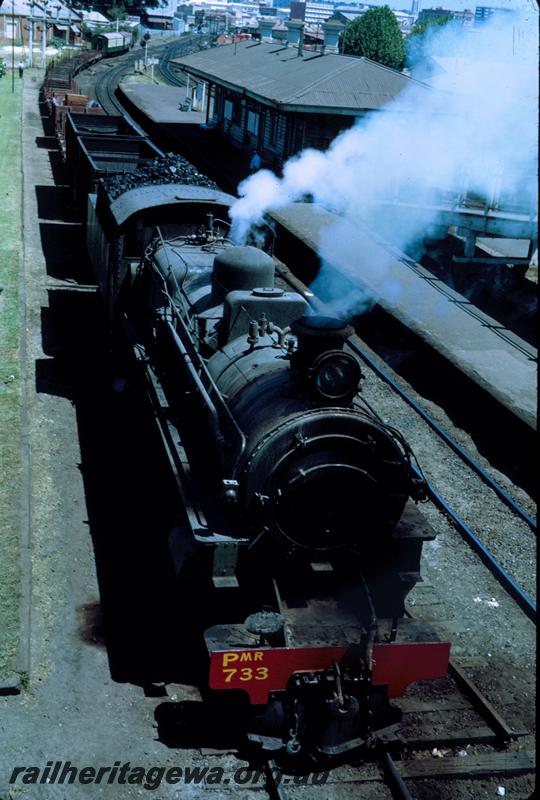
[117,82,257,193]
[119,82,205,125]
[269,204,537,432]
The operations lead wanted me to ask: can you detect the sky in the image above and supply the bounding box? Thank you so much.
[362,0,539,13]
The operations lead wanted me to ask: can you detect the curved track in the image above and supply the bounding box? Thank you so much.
[94,35,206,117]
[93,55,143,118]
[158,35,207,86]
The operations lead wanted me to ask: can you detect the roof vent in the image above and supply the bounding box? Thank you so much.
[322,20,344,55]
[285,19,304,53]
[258,16,276,43]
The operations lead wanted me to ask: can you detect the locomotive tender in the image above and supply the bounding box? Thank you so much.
[86,174,450,756]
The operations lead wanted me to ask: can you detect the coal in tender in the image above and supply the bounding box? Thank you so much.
[102,153,218,199]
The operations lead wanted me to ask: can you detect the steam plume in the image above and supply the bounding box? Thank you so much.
[230,9,538,316]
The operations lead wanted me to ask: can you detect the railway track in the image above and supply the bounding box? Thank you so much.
[253,585,535,798]
[158,36,206,86]
[93,55,140,118]
[93,34,206,118]
[260,658,535,799]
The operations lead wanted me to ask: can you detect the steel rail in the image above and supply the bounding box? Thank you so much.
[379,751,414,800]
[447,660,516,743]
[263,761,290,800]
[346,339,536,532]
[405,607,522,740]
[158,36,206,87]
[94,59,136,117]
[418,467,536,623]
[158,42,187,86]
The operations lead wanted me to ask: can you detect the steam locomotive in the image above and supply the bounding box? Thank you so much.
[86,176,450,757]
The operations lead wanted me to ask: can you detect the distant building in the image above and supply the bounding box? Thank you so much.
[331,5,413,32]
[175,4,194,22]
[392,10,415,31]
[334,3,368,12]
[452,9,474,27]
[290,2,336,25]
[140,4,186,35]
[0,0,83,47]
[141,9,174,31]
[259,4,277,15]
[79,10,110,30]
[331,9,364,26]
[474,6,518,24]
[290,1,306,20]
[304,2,335,25]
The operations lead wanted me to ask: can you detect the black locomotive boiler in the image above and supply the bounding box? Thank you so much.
[87,174,450,756]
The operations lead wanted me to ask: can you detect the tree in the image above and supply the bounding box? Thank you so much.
[410,14,453,39]
[341,7,406,70]
[71,0,161,16]
[107,6,128,21]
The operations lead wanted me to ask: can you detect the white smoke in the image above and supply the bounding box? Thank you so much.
[230,8,538,315]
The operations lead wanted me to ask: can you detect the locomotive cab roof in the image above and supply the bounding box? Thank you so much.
[105,184,234,229]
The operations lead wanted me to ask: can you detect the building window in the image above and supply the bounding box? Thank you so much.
[233,102,242,126]
[268,112,280,147]
[246,110,259,136]
[224,99,233,121]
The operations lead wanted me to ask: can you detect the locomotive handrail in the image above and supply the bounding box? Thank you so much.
[167,310,247,474]
[165,319,222,445]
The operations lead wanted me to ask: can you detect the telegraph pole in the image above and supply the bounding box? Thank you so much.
[11,0,15,93]
[42,3,47,67]
[28,2,35,67]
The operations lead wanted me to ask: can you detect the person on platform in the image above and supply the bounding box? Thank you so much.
[249,151,261,173]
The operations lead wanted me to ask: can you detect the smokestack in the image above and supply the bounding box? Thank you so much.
[286,19,305,54]
[291,316,354,370]
[258,16,276,43]
[322,20,344,55]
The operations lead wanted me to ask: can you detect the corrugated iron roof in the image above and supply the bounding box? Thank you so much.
[95,32,127,42]
[0,0,82,19]
[172,40,431,113]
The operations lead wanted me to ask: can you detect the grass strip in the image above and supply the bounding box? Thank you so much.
[0,74,23,679]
